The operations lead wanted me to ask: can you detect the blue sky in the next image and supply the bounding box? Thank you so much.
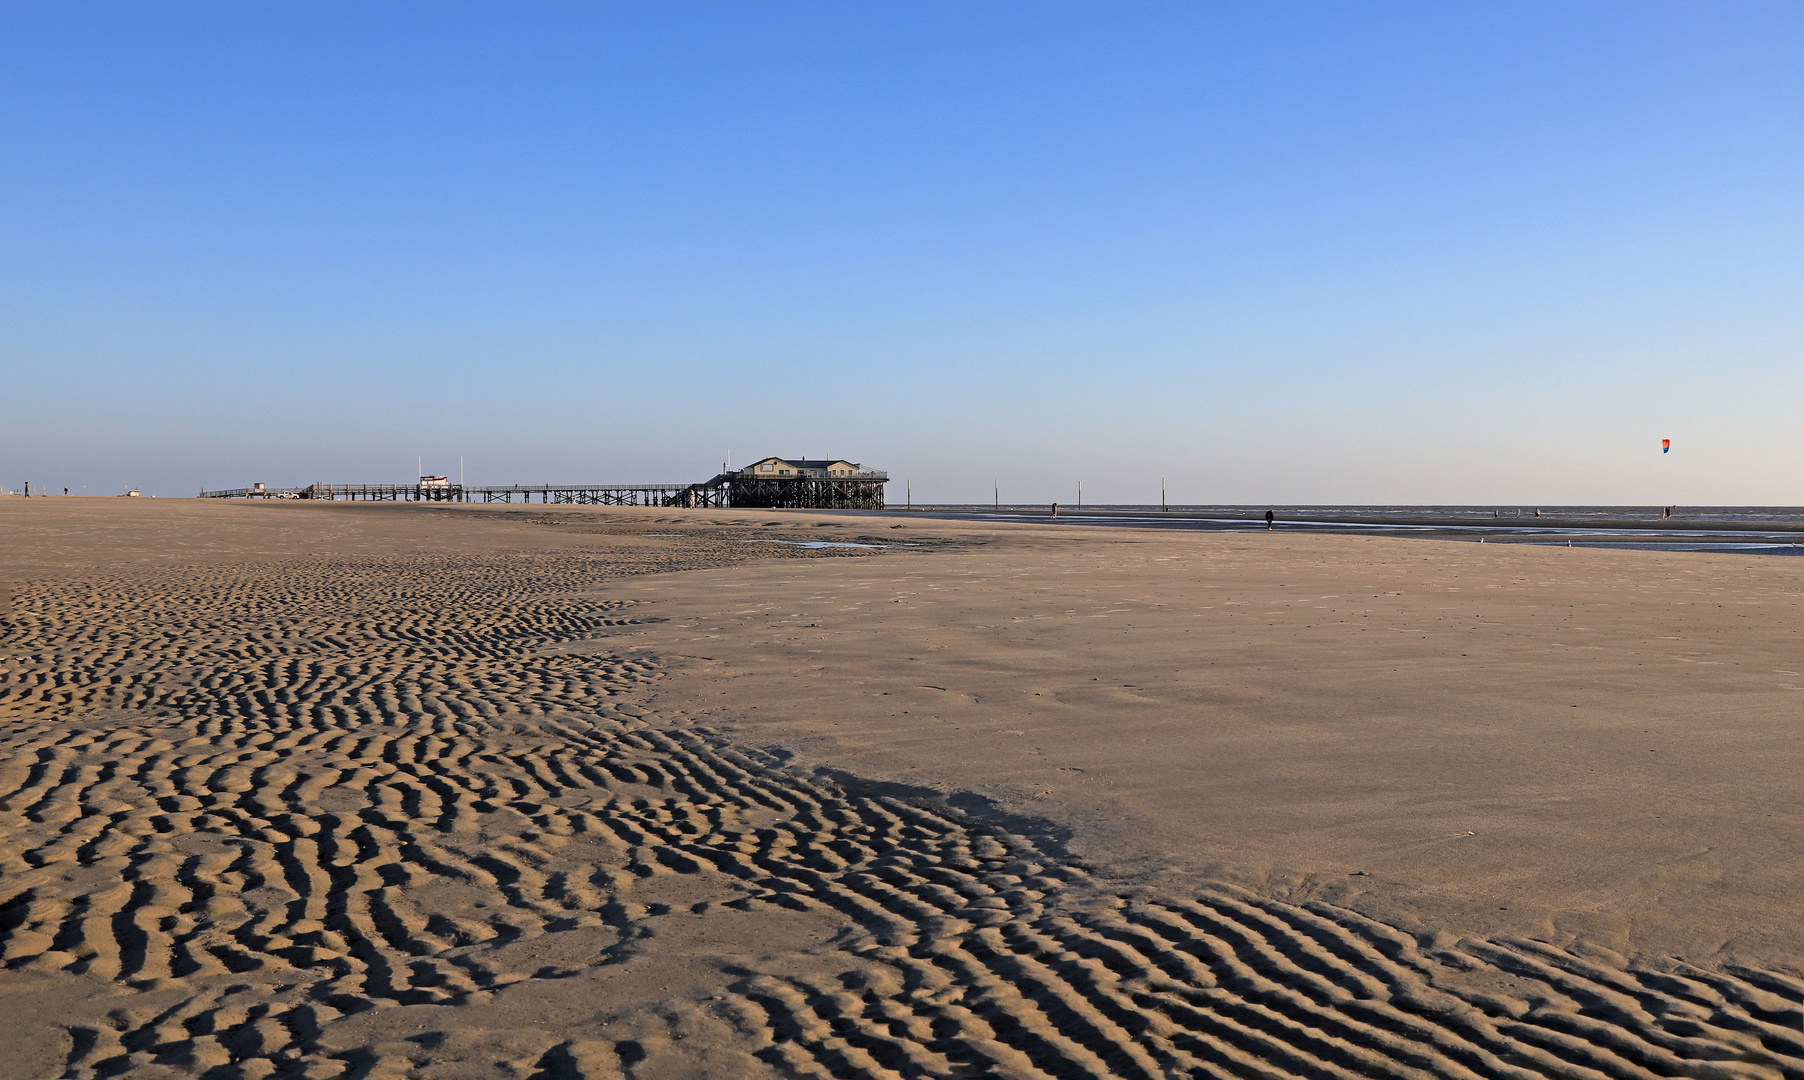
[3,3,1800,503]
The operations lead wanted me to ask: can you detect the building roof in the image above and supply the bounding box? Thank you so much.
[742,457,860,470]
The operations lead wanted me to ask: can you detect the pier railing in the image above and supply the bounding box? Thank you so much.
[200,483,708,505]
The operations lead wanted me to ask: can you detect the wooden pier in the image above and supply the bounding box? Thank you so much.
[199,471,888,509]
[722,474,888,510]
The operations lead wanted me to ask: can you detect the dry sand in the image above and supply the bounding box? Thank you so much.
[2,498,1801,1079]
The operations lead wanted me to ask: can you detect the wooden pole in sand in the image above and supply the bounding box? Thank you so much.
[995,479,998,509]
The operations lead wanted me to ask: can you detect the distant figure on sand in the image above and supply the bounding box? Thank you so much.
[1051,502,1058,520]
[1265,509,1275,530]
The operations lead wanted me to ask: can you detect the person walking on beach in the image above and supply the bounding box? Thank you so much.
[1265,509,1275,530]
[1051,502,1058,520]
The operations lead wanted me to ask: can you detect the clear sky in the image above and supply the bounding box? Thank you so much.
[3,3,1800,504]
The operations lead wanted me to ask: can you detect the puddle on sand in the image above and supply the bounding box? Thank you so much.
[732,537,887,548]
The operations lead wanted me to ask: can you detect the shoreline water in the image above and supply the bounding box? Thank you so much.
[874,503,1804,552]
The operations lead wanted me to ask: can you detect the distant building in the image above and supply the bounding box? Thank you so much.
[727,457,887,509]
[740,457,867,479]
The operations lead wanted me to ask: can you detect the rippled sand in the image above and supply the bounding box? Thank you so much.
[2,498,1800,1079]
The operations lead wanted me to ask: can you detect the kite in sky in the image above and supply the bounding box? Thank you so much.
[1662,439,1671,453]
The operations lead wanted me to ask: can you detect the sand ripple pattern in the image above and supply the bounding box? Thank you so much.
[2,552,1799,1079]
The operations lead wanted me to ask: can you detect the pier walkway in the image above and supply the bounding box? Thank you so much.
[199,471,888,509]
[199,482,721,506]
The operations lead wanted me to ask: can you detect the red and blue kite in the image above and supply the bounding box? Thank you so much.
[1662,439,1670,453]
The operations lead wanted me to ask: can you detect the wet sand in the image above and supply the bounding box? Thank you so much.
[628,525,1804,967]
[3,498,1801,1079]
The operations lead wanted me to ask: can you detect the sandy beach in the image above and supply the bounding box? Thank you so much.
[3,498,1801,1079]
